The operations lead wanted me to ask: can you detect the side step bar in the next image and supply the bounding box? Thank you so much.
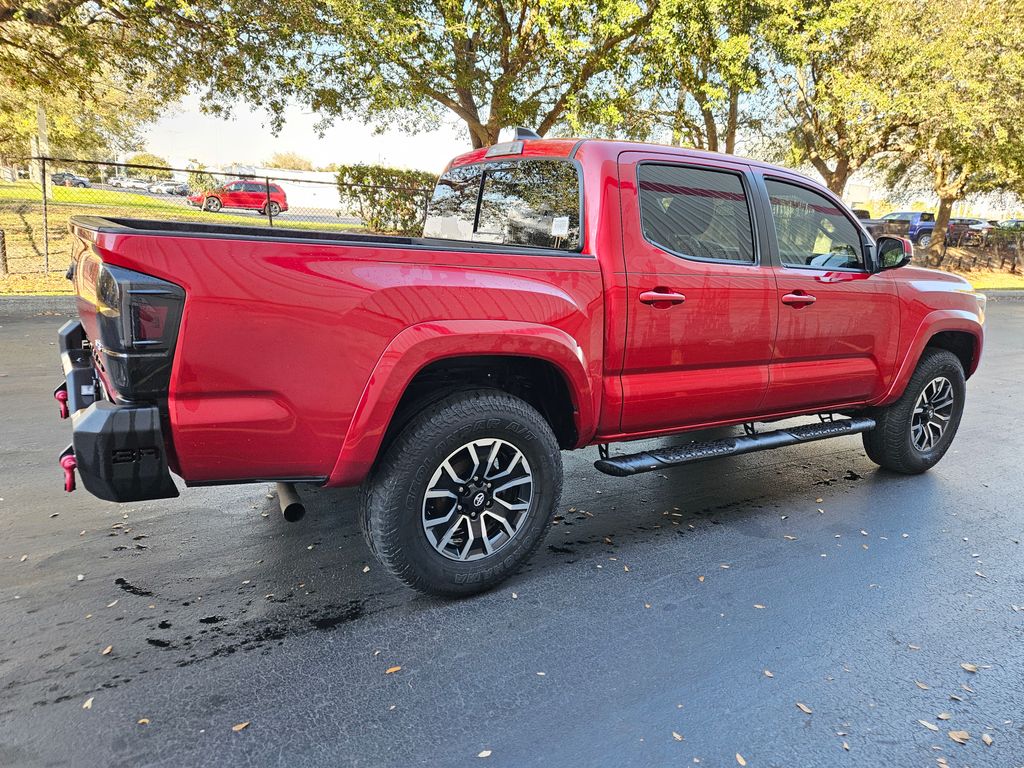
[594,417,876,477]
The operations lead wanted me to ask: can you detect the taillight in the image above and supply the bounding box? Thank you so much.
[90,262,185,402]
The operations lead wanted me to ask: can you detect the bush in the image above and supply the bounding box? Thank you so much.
[335,164,435,235]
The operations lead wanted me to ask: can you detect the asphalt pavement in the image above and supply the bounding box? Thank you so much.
[1,300,1022,767]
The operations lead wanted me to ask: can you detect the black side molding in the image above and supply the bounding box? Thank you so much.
[594,417,876,477]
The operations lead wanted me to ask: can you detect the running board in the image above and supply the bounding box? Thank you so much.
[594,417,876,477]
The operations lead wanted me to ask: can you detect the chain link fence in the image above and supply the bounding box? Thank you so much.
[0,157,433,288]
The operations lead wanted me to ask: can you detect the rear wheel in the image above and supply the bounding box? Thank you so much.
[916,232,933,248]
[862,348,965,474]
[360,389,562,597]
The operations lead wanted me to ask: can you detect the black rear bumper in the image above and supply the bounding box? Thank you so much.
[57,320,178,502]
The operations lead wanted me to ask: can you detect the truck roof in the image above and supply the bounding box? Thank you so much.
[448,137,797,176]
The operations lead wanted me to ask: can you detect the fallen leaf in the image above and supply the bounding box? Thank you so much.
[842,741,850,751]
[536,672,545,676]
[698,575,705,583]
[949,694,963,702]
[908,644,921,650]
[232,722,250,732]
[385,666,401,674]
[960,663,978,673]
[623,565,630,572]
[362,565,370,573]
[915,681,930,690]
[918,720,939,731]
[736,754,747,766]
[101,645,112,655]
[644,603,651,609]
[975,571,987,578]
[784,535,798,541]
[137,718,150,725]
[754,604,765,609]
[76,574,84,581]
[961,683,974,693]
[796,702,812,714]
[603,536,613,545]
[672,731,684,741]
[816,498,823,503]
[982,733,993,746]
[763,669,774,678]
[106,600,118,608]
[948,730,970,745]
[511,592,518,599]
[937,713,951,721]
[19,555,27,562]
[478,750,492,758]
[82,697,94,710]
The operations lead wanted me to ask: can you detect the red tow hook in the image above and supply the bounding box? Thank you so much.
[55,388,69,419]
[60,453,77,493]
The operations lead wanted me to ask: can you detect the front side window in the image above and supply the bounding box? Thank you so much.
[424,160,581,251]
[882,212,912,221]
[637,164,755,263]
[765,179,865,270]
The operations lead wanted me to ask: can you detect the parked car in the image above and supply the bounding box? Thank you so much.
[148,181,189,195]
[107,176,129,188]
[945,217,993,246]
[187,179,288,215]
[123,178,152,191]
[878,211,936,246]
[54,135,985,598]
[50,172,90,188]
[996,218,1024,231]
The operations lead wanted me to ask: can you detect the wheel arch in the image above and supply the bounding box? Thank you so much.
[875,311,983,406]
[327,320,598,487]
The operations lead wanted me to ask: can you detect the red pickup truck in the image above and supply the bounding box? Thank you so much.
[55,136,985,597]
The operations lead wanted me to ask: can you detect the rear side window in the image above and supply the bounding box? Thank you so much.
[765,178,864,270]
[637,164,755,263]
[920,213,935,222]
[424,159,581,251]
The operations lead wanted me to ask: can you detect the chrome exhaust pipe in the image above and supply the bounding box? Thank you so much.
[276,482,305,522]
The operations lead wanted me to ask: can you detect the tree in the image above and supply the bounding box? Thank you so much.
[880,0,1024,262]
[0,68,163,165]
[607,0,767,153]
[186,160,217,192]
[213,0,656,148]
[125,153,173,178]
[265,152,314,171]
[762,0,923,195]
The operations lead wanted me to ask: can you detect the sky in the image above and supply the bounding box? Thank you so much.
[141,95,473,173]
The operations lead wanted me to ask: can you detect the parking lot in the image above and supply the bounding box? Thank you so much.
[1,298,1023,767]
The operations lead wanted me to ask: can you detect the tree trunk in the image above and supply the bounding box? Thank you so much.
[723,87,739,155]
[928,195,956,266]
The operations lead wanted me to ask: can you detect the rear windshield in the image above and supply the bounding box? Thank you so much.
[424,159,581,251]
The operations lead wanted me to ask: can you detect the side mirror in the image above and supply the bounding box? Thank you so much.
[876,236,913,271]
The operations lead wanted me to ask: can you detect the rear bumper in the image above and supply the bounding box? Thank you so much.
[57,320,178,502]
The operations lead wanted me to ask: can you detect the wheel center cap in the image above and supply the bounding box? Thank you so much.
[472,491,486,508]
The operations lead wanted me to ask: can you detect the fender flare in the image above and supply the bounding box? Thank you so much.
[874,310,983,406]
[327,320,597,486]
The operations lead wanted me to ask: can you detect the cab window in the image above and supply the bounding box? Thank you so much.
[765,179,865,270]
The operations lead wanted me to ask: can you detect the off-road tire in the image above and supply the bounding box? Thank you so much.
[862,348,966,474]
[360,389,562,597]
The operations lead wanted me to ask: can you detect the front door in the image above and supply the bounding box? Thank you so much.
[617,152,777,433]
[757,174,900,412]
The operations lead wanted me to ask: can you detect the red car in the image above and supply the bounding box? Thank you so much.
[187,179,288,216]
[55,134,984,597]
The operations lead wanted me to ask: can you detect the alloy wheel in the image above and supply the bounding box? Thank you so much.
[911,376,955,451]
[421,438,533,562]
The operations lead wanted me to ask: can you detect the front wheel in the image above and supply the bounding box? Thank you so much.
[360,389,562,597]
[204,196,222,213]
[862,348,966,474]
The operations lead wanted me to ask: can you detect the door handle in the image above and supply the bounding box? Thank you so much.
[781,292,816,306]
[639,289,686,307]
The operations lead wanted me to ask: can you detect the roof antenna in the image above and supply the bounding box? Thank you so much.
[513,127,541,140]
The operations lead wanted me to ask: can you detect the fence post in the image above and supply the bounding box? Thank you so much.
[265,177,273,227]
[41,156,50,271]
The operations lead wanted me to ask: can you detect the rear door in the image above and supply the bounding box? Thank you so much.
[617,151,777,432]
[756,174,899,411]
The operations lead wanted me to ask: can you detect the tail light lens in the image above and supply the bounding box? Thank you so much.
[91,262,185,402]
